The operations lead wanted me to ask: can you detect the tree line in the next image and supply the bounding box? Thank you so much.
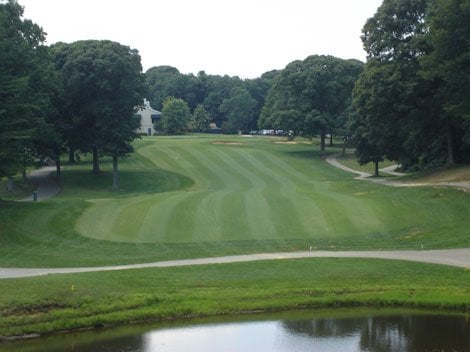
[350,0,470,173]
[1,0,145,189]
[148,0,469,173]
[145,66,278,133]
[1,0,469,192]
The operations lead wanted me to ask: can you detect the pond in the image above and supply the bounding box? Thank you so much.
[1,309,469,352]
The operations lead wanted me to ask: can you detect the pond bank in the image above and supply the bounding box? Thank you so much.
[1,258,468,339]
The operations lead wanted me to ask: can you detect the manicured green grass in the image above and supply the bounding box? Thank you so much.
[1,138,469,338]
[0,135,469,267]
[0,258,468,337]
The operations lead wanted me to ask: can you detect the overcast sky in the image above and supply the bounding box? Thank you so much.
[20,0,382,78]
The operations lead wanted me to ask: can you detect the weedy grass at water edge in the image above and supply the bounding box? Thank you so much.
[0,258,468,338]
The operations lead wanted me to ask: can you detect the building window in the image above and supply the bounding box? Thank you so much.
[151,114,161,123]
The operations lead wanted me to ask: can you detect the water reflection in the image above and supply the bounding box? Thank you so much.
[1,310,468,352]
[282,314,470,352]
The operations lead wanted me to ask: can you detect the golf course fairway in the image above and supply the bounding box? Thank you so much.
[0,135,469,267]
[1,135,469,339]
[76,136,470,245]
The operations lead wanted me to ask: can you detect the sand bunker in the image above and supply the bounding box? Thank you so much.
[273,141,298,144]
[212,141,247,146]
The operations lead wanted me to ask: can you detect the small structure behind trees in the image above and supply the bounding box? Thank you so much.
[2,0,469,193]
[135,99,161,136]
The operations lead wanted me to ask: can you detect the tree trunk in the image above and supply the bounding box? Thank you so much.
[342,138,346,156]
[374,160,379,177]
[22,161,27,179]
[446,118,455,166]
[329,134,333,147]
[56,158,61,177]
[6,177,14,192]
[320,133,326,154]
[112,155,119,190]
[92,146,100,174]
[68,147,75,164]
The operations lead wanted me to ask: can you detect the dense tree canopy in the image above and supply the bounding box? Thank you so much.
[0,0,54,180]
[145,67,274,132]
[351,0,470,170]
[4,0,468,191]
[159,97,191,134]
[420,0,470,160]
[219,87,257,132]
[145,66,206,112]
[191,104,210,131]
[260,55,363,150]
[52,40,145,179]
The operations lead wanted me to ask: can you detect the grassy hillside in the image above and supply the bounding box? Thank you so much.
[0,258,469,337]
[0,135,469,267]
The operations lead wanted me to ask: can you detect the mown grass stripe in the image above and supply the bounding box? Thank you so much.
[1,135,469,268]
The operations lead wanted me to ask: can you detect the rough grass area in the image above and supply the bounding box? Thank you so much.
[0,176,35,201]
[402,164,470,183]
[0,258,468,338]
[0,135,469,267]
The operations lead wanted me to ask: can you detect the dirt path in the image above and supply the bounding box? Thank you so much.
[21,166,60,201]
[325,155,470,190]
[1,248,468,279]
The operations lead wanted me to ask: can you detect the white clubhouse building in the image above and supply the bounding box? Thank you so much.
[135,99,161,135]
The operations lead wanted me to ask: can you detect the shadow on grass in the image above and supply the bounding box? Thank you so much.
[0,176,36,200]
[282,149,323,160]
[398,163,470,182]
[58,168,194,197]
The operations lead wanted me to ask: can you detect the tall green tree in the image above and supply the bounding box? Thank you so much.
[203,75,243,129]
[419,0,470,163]
[145,66,208,112]
[0,0,53,183]
[351,62,397,176]
[351,0,445,170]
[245,70,279,130]
[219,87,257,132]
[49,42,83,164]
[54,40,145,180]
[260,56,363,151]
[361,0,429,63]
[160,97,191,134]
[191,104,210,131]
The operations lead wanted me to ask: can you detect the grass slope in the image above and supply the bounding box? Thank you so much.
[0,258,468,337]
[0,135,469,267]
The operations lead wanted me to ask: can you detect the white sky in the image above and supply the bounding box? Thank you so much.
[20,0,382,79]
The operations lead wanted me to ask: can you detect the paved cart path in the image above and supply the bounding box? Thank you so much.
[21,166,60,201]
[325,155,470,190]
[1,249,469,279]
